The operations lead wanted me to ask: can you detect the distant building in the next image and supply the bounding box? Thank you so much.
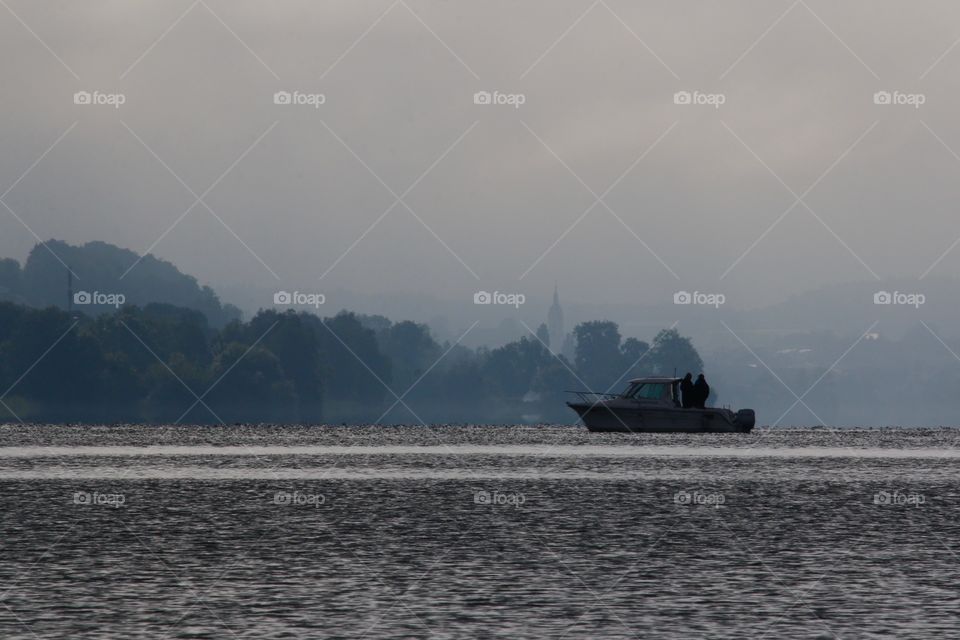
[547,285,564,354]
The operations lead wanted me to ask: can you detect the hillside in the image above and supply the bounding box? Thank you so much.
[0,240,240,327]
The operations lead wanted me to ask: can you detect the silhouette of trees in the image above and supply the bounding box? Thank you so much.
[221,309,324,421]
[482,336,553,400]
[0,305,105,420]
[317,312,391,421]
[5,240,241,327]
[574,320,625,390]
[0,258,21,302]
[531,359,579,421]
[647,328,703,377]
[620,337,651,382]
[375,320,441,391]
[535,323,550,347]
[0,298,703,424]
[205,343,297,423]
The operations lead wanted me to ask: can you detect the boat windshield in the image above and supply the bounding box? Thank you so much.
[626,382,669,400]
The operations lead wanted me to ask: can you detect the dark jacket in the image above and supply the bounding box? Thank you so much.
[680,375,694,408]
[693,376,710,409]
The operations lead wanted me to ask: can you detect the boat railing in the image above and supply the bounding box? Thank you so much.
[567,390,621,405]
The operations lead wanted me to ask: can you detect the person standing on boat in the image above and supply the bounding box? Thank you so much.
[693,374,710,408]
[680,373,695,408]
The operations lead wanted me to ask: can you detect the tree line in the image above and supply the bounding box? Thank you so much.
[0,301,703,424]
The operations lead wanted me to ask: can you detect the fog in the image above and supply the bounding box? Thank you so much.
[2,0,960,361]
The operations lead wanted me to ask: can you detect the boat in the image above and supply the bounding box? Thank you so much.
[566,377,755,433]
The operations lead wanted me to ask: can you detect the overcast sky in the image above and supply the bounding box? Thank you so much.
[2,0,960,316]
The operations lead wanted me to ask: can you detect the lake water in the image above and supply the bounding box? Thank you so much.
[1,424,959,639]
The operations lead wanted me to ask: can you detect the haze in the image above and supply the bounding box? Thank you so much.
[2,0,960,331]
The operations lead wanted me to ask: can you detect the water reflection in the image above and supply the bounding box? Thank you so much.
[0,425,958,638]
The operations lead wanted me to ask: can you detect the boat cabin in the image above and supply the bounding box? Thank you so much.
[620,377,682,406]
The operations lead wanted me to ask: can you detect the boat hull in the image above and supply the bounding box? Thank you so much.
[568,402,754,433]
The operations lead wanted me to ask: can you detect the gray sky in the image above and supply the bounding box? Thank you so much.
[2,0,960,318]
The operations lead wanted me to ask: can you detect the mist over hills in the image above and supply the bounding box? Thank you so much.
[0,240,240,327]
[1,239,959,426]
[3,240,956,358]
[0,240,705,424]
[221,270,960,353]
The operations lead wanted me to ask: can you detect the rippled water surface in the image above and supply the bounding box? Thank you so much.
[2,424,960,639]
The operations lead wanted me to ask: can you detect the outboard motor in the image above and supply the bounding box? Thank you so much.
[733,409,755,431]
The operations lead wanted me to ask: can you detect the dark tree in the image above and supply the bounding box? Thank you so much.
[647,329,703,377]
[483,336,552,400]
[573,320,624,390]
[619,337,651,382]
